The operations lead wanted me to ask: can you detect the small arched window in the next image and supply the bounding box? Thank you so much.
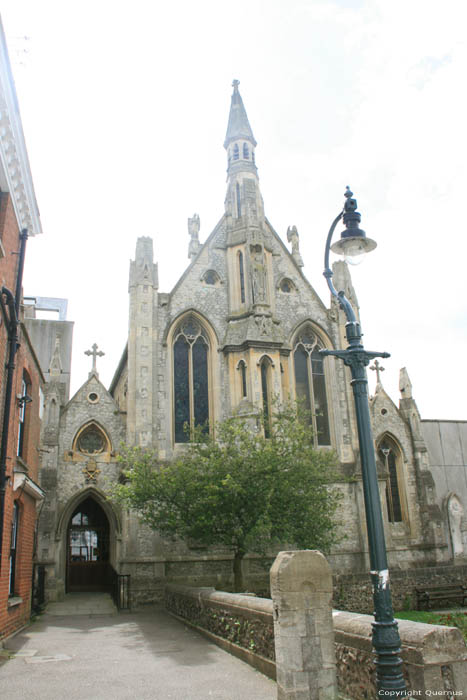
[378,436,404,523]
[233,143,239,160]
[243,143,249,159]
[202,269,220,286]
[279,278,295,293]
[260,356,273,438]
[238,251,245,303]
[293,326,330,446]
[238,360,247,399]
[236,182,242,217]
[173,316,210,442]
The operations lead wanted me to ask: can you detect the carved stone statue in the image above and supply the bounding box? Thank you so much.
[188,213,201,259]
[287,225,304,267]
[447,494,465,558]
[250,244,267,304]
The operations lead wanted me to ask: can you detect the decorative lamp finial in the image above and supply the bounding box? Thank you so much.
[330,185,377,263]
[232,79,240,91]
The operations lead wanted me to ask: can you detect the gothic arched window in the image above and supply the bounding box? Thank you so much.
[173,317,210,442]
[238,251,245,303]
[238,360,247,399]
[233,143,239,160]
[378,436,404,523]
[236,182,242,217]
[260,356,273,438]
[293,326,330,446]
[73,423,110,455]
[243,143,249,159]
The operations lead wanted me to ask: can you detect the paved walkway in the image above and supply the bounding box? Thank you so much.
[0,595,275,700]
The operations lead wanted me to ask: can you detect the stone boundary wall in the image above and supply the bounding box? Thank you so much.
[333,564,467,613]
[333,610,467,698]
[165,585,467,698]
[164,584,275,678]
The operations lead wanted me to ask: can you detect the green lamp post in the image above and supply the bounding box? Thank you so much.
[320,187,406,696]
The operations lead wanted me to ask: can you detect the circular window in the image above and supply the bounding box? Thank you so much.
[381,408,388,416]
[77,426,106,455]
[88,392,99,403]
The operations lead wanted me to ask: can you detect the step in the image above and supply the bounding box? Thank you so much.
[45,592,118,616]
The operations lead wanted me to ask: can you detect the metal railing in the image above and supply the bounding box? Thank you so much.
[109,565,130,610]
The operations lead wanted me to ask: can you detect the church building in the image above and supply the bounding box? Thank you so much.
[35,82,466,607]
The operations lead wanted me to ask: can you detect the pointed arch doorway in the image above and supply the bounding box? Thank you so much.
[66,497,111,592]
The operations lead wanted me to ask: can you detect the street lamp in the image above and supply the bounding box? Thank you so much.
[320,187,406,696]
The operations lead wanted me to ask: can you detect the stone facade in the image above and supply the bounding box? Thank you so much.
[35,81,466,606]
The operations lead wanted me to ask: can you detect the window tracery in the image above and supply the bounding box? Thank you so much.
[378,436,404,523]
[74,423,109,455]
[293,325,330,446]
[173,317,210,442]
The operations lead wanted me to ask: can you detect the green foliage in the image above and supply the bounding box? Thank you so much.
[112,404,342,588]
[395,610,467,642]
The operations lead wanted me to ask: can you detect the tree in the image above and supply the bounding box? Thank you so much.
[113,405,342,591]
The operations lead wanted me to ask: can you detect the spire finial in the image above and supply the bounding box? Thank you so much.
[232,79,240,91]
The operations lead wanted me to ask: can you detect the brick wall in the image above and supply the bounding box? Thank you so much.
[0,193,44,641]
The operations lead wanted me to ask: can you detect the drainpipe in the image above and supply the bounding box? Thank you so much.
[0,228,28,567]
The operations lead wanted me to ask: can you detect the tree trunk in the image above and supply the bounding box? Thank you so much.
[233,550,246,592]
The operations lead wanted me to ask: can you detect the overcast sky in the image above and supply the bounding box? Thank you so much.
[2,0,466,419]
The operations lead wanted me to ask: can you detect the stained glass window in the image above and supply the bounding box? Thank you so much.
[77,425,106,454]
[173,318,210,442]
[293,326,330,446]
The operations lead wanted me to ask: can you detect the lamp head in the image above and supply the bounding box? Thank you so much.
[330,186,377,265]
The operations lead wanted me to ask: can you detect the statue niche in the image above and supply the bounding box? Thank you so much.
[250,244,267,305]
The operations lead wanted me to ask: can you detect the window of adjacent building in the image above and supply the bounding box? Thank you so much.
[293,326,331,446]
[17,373,31,459]
[238,251,245,303]
[173,317,210,442]
[9,502,19,596]
[378,437,403,523]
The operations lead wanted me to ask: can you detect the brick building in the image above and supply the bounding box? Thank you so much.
[0,18,43,641]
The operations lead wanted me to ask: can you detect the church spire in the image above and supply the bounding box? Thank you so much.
[223,80,263,226]
[224,80,257,149]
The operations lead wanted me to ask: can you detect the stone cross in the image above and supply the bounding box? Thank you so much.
[85,343,105,374]
[370,359,385,384]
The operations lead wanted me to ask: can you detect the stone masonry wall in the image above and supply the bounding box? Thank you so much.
[165,584,467,698]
